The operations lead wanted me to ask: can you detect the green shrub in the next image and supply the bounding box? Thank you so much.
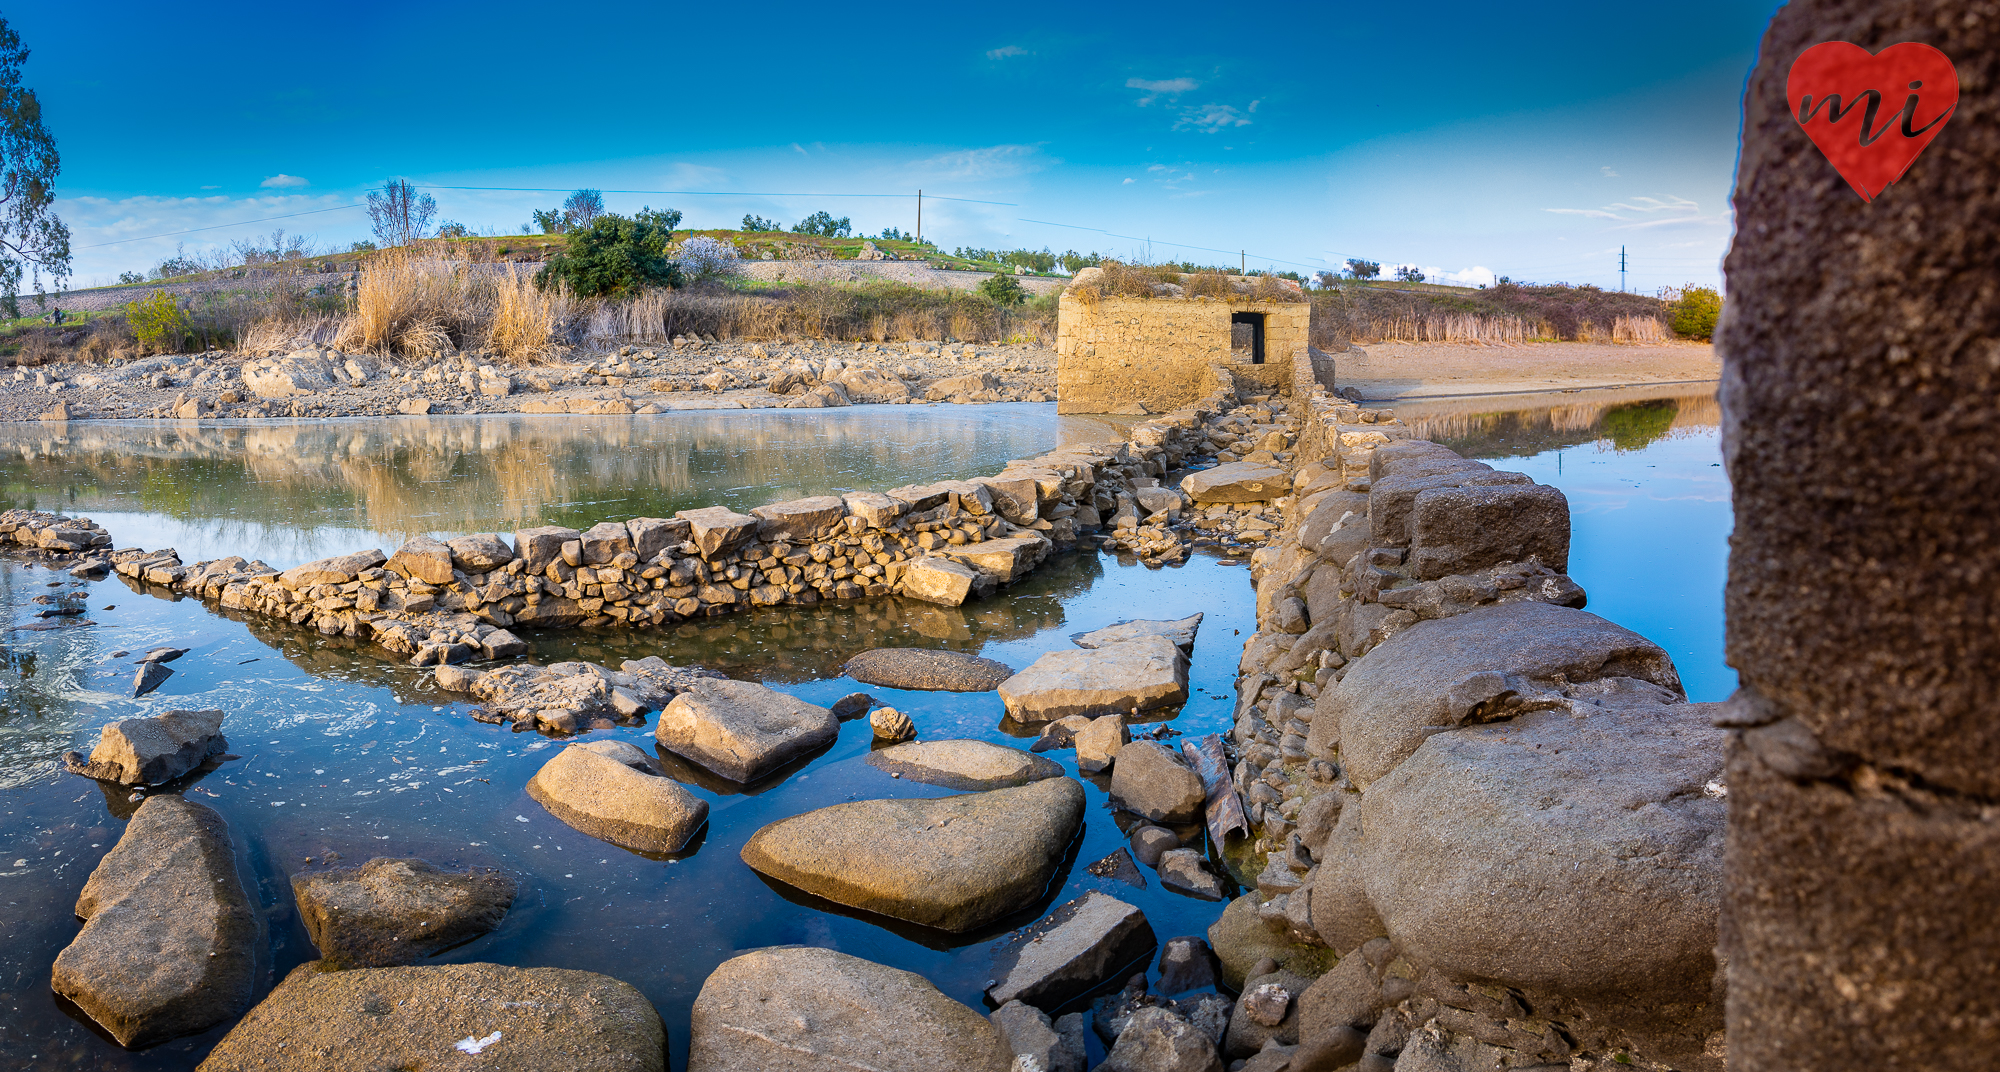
[978,273,1026,306]
[536,214,683,299]
[126,290,188,353]
[1670,284,1721,341]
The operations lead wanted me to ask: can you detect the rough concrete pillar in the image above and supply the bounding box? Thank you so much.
[1722,3,2000,1070]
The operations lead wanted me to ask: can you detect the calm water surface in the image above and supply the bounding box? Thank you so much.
[0,394,1731,1070]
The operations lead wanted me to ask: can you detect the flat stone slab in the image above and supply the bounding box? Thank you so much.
[866,739,1064,790]
[846,647,1017,691]
[675,505,758,557]
[689,946,1009,1072]
[527,741,709,854]
[901,555,982,606]
[51,795,256,1047]
[198,962,666,1072]
[1074,613,1205,655]
[986,891,1158,1008]
[1180,462,1289,504]
[64,708,226,786]
[293,857,516,969]
[941,532,1051,584]
[997,636,1190,721]
[741,777,1086,932]
[655,677,838,783]
[278,548,386,587]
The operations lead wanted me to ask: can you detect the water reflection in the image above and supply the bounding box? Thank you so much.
[0,406,1122,568]
[1389,383,1718,459]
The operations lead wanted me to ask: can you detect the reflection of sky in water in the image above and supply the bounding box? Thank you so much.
[1474,428,1735,702]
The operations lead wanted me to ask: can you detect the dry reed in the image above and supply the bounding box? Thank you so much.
[489,266,572,362]
[337,246,486,358]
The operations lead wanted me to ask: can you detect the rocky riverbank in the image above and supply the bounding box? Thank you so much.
[1,338,1067,422]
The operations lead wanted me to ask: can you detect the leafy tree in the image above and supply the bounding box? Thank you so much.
[1394,265,1426,283]
[0,19,69,316]
[1671,284,1722,341]
[1312,270,1341,290]
[1002,247,1057,273]
[532,208,564,234]
[741,214,780,232]
[348,239,377,253]
[1345,258,1380,280]
[1059,250,1101,274]
[878,226,910,241]
[117,270,143,285]
[978,273,1026,306]
[436,221,471,239]
[152,243,203,278]
[368,179,437,246]
[636,205,682,233]
[792,211,852,237]
[536,213,682,298]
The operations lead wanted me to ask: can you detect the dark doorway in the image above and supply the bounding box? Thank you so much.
[1231,311,1266,364]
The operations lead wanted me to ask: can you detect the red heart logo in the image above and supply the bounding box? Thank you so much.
[1788,41,1958,202]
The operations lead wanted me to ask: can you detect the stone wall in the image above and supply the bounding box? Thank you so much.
[1055,294,1310,414]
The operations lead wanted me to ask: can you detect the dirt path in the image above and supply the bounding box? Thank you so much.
[1336,341,1719,400]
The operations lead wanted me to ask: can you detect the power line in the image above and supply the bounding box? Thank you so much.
[72,204,367,250]
[1017,217,1324,273]
[412,185,1017,206]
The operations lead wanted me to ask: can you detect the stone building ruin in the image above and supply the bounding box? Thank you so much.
[1054,270,1311,414]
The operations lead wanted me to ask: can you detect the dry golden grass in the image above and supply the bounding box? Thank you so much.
[489,266,571,362]
[338,246,485,358]
[1612,315,1669,344]
[1355,311,1543,345]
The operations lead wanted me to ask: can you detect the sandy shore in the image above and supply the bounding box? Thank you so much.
[1336,341,1719,401]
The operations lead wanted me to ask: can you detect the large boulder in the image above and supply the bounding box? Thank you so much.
[1407,482,1570,579]
[445,533,515,571]
[985,891,1157,1008]
[242,350,341,399]
[197,962,666,1072]
[1110,740,1207,823]
[513,525,582,574]
[654,678,838,783]
[388,535,455,584]
[834,366,913,403]
[51,795,256,1047]
[688,946,1009,1071]
[740,777,1086,932]
[1311,703,1726,1049]
[279,548,386,587]
[1181,462,1288,504]
[845,647,1016,691]
[1099,1006,1223,1072]
[578,520,634,564]
[997,636,1189,721]
[899,555,984,606]
[1315,601,1684,787]
[292,857,516,969]
[926,371,1000,400]
[865,739,1063,790]
[1367,463,1528,548]
[751,495,847,542]
[527,740,709,853]
[675,506,759,557]
[625,517,689,561]
[942,532,1050,584]
[1073,612,1204,654]
[63,708,227,786]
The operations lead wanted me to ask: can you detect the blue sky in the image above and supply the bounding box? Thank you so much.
[21,1,1778,290]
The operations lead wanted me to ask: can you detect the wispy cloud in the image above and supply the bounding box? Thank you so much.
[1601,166,1619,177]
[1177,103,1251,132]
[1127,77,1198,105]
[1545,195,1720,231]
[260,174,308,188]
[987,45,1028,59]
[913,144,1048,180]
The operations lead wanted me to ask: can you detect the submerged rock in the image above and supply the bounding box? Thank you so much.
[1158,848,1227,901]
[740,777,1086,932]
[844,646,1016,691]
[440,656,720,733]
[198,962,666,1072]
[655,677,838,782]
[986,891,1157,1008]
[688,946,1009,1071]
[998,636,1189,721]
[51,795,256,1047]
[865,739,1063,790]
[870,705,916,741]
[293,857,516,969]
[64,708,227,785]
[527,740,709,854]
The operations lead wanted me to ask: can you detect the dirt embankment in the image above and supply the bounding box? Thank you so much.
[1335,340,1718,400]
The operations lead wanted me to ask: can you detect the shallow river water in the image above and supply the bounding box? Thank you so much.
[0,392,1730,1070]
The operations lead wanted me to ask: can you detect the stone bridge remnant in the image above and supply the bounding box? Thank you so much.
[1723,2,2000,1069]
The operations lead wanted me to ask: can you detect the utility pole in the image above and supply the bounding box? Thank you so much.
[1240,250,1245,274]
[1620,245,1628,293]
[917,190,922,246]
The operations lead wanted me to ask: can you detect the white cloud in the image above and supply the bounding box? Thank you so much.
[260,174,309,188]
[1601,166,1619,177]
[1127,77,1198,105]
[987,45,1027,59]
[1546,208,1623,220]
[1177,103,1252,132]
[1545,195,1721,231]
[913,144,1047,180]
[55,192,359,287]
[1122,177,1135,184]
[1424,265,1498,287]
